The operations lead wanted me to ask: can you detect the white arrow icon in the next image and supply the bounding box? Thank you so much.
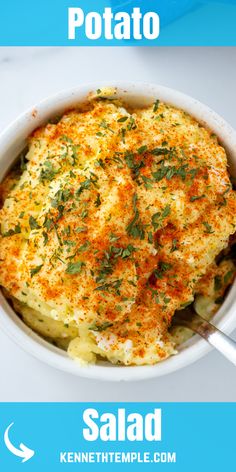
[4,422,35,463]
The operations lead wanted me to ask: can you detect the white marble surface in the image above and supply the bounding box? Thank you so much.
[0,46,236,401]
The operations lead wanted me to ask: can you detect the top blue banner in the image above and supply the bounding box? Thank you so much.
[0,0,236,46]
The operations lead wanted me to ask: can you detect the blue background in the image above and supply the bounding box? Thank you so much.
[0,0,236,45]
[0,403,235,471]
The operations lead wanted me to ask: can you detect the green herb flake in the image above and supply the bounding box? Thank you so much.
[99,119,114,134]
[152,261,173,280]
[137,145,148,154]
[151,205,171,230]
[127,116,137,131]
[151,147,170,156]
[95,279,122,295]
[65,260,85,275]
[29,215,41,230]
[109,233,120,242]
[20,152,27,171]
[40,161,58,182]
[1,222,21,238]
[190,195,205,202]
[141,176,153,189]
[42,231,49,246]
[121,128,126,143]
[30,264,43,277]
[121,244,136,258]
[171,238,178,252]
[203,222,214,234]
[60,135,73,143]
[75,226,87,234]
[89,321,113,332]
[148,232,154,244]
[117,116,128,123]
[126,194,145,240]
[95,158,105,169]
[94,194,101,207]
[78,241,91,253]
[153,99,160,112]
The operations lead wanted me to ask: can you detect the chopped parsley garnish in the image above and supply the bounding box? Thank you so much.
[117,116,128,123]
[203,222,214,234]
[1,222,21,237]
[20,152,27,171]
[121,244,136,258]
[124,151,145,179]
[42,231,49,246]
[29,215,40,230]
[151,147,170,156]
[60,136,80,165]
[96,244,136,284]
[141,176,153,189]
[40,161,58,182]
[95,279,122,295]
[99,119,114,133]
[76,174,98,199]
[153,99,160,112]
[109,233,120,242]
[190,195,205,202]
[75,226,87,233]
[151,205,171,231]
[152,162,190,182]
[43,216,54,231]
[149,288,160,304]
[78,241,90,252]
[137,145,148,154]
[65,260,85,275]
[152,261,173,280]
[171,238,178,252]
[60,135,73,143]
[127,116,137,130]
[94,194,101,207]
[64,240,76,247]
[89,321,113,332]
[126,193,145,240]
[95,158,105,169]
[81,208,88,219]
[148,232,154,244]
[30,264,43,277]
[124,152,135,169]
[121,128,126,143]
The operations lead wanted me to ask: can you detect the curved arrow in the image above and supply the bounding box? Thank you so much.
[4,422,35,463]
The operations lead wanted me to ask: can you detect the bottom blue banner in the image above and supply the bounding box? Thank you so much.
[0,403,234,471]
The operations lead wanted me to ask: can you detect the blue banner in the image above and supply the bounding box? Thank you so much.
[0,0,236,46]
[0,403,235,470]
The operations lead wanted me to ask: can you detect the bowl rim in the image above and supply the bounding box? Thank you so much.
[0,80,236,382]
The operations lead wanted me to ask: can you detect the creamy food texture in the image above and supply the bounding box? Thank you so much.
[0,88,236,365]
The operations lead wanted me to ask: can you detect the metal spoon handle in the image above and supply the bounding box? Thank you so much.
[175,310,236,366]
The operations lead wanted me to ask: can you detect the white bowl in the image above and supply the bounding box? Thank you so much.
[1,82,236,382]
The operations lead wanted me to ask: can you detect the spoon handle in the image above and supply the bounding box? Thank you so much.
[175,310,236,366]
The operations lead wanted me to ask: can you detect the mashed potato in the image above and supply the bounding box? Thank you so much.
[0,88,236,365]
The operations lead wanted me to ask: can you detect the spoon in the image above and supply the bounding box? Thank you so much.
[172,306,236,366]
